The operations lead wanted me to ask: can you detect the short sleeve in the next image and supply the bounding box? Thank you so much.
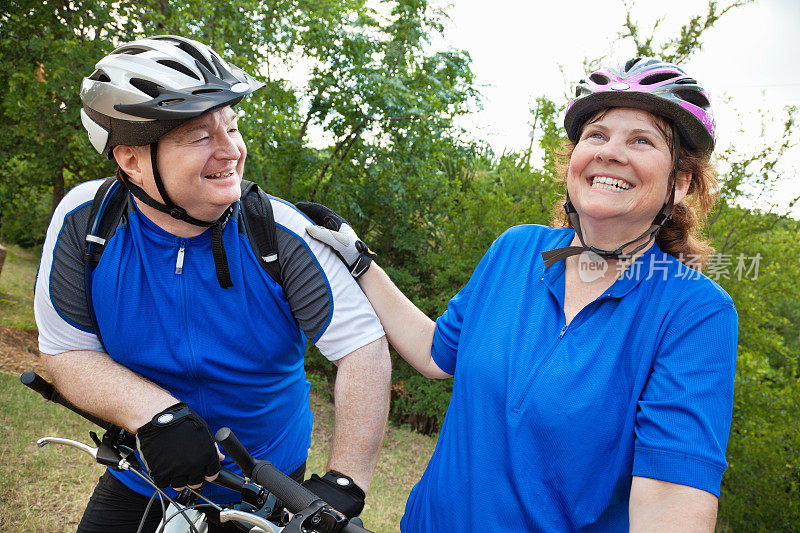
[431,236,502,375]
[35,180,106,355]
[270,198,385,361]
[633,300,738,496]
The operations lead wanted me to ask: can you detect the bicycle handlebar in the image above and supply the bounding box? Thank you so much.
[20,370,112,430]
[216,426,319,511]
[215,426,371,533]
[23,371,373,533]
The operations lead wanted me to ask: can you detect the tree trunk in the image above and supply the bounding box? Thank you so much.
[0,244,6,278]
[51,163,65,222]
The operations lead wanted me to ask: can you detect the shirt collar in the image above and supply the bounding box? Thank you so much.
[542,229,668,301]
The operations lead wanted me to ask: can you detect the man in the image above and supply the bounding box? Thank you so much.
[33,35,391,532]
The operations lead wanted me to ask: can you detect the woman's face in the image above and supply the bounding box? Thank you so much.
[567,107,689,240]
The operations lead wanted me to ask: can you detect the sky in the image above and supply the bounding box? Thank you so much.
[435,0,800,217]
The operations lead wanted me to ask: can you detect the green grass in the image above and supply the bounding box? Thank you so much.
[0,372,106,532]
[0,244,39,329]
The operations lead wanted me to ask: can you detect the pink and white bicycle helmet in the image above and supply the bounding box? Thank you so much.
[564,57,715,151]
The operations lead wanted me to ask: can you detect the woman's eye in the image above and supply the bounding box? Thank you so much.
[583,131,603,140]
[634,137,652,145]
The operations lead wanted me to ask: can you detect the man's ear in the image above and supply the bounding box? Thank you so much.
[113,145,146,185]
[672,171,692,205]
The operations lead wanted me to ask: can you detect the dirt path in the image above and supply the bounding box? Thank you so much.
[0,325,47,378]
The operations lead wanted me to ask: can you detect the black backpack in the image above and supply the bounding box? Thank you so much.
[83,178,283,348]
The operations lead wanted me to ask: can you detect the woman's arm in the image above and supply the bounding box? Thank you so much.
[629,477,718,532]
[299,203,451,379]
[357,264,451,379]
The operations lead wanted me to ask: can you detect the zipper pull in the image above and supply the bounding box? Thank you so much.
[175,242,185,275]
[559,324,568,338]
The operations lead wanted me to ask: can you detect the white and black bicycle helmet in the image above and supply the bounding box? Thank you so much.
[80,34,263,157]
[80,35,264,289]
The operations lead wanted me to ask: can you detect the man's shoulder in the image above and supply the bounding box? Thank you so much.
[53,179,108,222]
[266,195,313,237]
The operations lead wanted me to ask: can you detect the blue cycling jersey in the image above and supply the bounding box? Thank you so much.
[35,179,384,502]
[401,224,737,532]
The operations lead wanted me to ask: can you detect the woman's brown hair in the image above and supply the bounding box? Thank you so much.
[552,110,719,269]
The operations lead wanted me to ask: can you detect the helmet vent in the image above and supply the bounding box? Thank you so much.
[176,41,215,74]
[640,72,680,85]
[589,73,610,85]
[675,78,698,85]
[89,70,111,82]
[159,98,185,107]
[130,78,163,98]
[209,53,228,78]
[193,88,223,95]
[117,47,148,55]
[624,58,642,71]
[157,60,201,81]
[676,89,710,109]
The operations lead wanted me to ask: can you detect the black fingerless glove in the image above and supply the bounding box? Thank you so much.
[295,202,347,231]
[135,402,219,489]
[302,471,366,519]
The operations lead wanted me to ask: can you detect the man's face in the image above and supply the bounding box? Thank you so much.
[146,106,246,222]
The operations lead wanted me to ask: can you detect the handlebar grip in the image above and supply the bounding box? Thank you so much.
[213,466,246,492]
[216,427,319,512]
[215,427,256,476]
[250,460,319,513]
[20,371,112,430]
[20,370,52,397]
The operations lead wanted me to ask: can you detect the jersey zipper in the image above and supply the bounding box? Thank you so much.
[175,242,186,274]
[176,238,207,417]
[512,293,616,413]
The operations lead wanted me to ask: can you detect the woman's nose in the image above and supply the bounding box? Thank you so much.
[593,138,627,165]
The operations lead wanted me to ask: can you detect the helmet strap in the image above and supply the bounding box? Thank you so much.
[541,125,681,269]
[118,142,234,288]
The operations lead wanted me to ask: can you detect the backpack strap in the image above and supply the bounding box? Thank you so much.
[83,177,128,349]
[239,180,282,287]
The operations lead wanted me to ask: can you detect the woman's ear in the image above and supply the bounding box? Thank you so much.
[113,145,146,185]
[671,171,692,205]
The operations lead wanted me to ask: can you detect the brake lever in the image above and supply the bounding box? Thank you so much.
[218,509,277,533]
[37,436,135,471]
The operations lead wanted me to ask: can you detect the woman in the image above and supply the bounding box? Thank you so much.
[301,58,737,531]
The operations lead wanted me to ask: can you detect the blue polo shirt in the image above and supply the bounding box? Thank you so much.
[401,224,737,532]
